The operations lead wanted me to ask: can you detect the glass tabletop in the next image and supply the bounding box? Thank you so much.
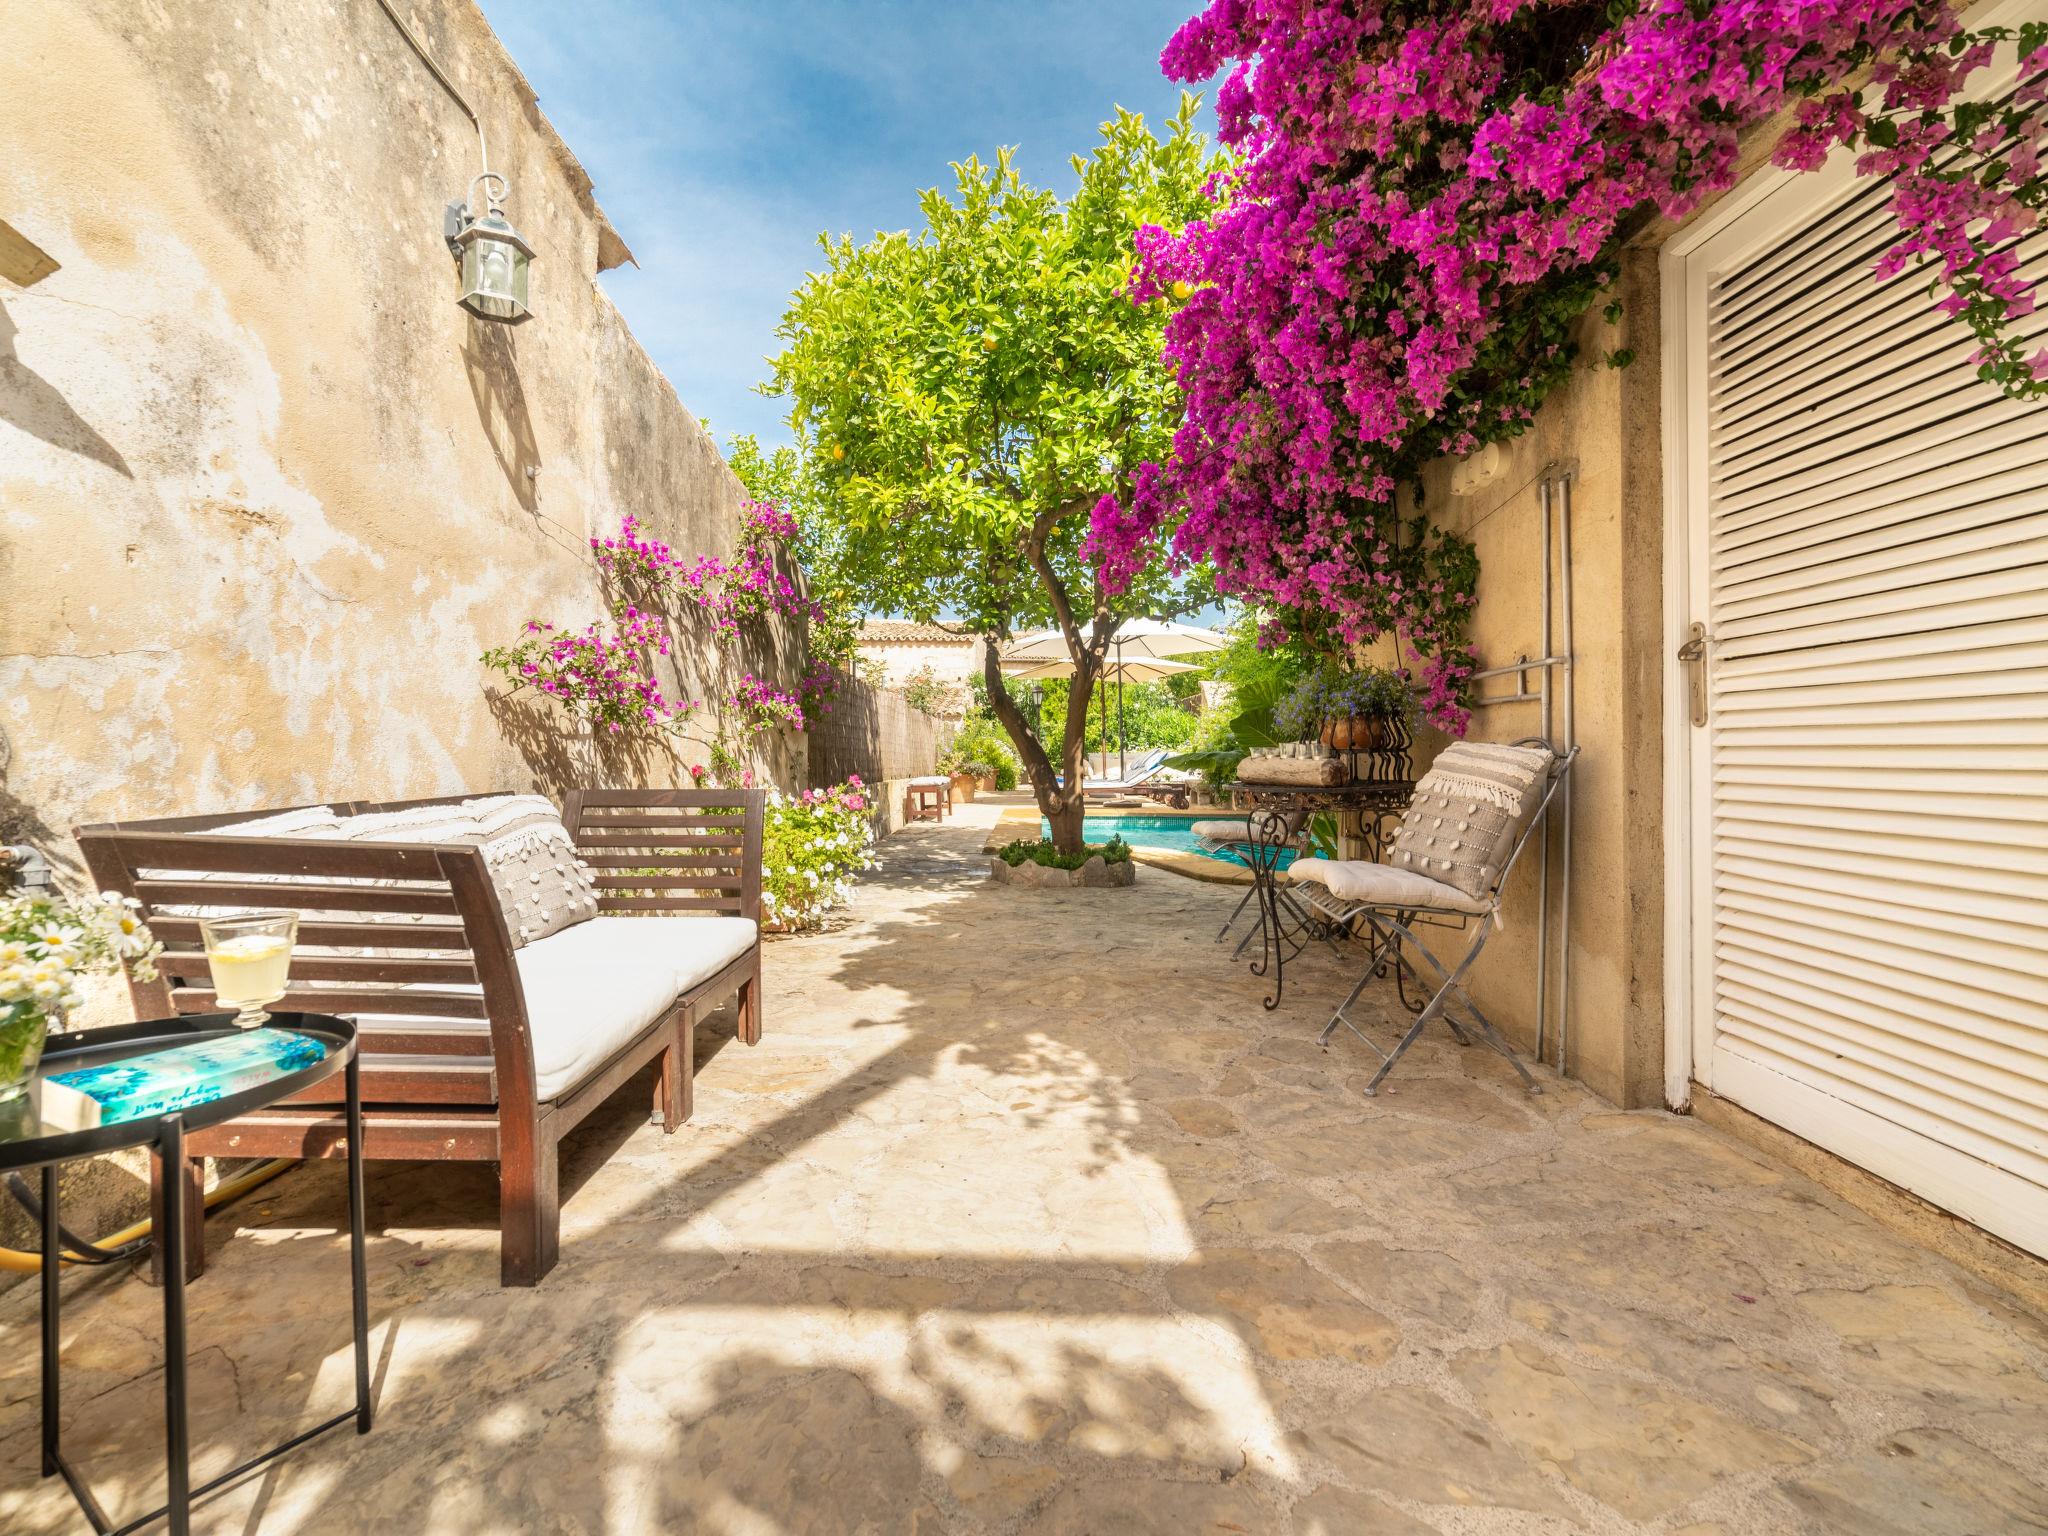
[0,1012,354,1168]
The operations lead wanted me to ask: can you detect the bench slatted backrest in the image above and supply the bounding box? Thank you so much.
[562,788,764,918]
[75,796,535,1112]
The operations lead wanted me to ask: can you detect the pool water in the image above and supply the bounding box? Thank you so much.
[1039,813,1298,871]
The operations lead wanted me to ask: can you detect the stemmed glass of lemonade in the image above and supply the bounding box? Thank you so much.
[197,912,298,1030]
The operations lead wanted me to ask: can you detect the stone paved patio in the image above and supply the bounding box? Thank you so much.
[4,804,2046,1533]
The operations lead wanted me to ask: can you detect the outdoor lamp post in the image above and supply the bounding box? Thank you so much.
[445,171,534,324]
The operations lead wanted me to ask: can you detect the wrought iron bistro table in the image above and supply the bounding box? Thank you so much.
[1223,779,1416,1008]
[0,1012,370,1536]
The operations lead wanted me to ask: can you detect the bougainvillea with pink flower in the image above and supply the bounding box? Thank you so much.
[481,610,697,735]
[593,508,825,636]
[1092,1,2048,729]
[486,493,847,786]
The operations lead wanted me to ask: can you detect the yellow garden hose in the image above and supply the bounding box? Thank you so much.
[0,1159,296,1272]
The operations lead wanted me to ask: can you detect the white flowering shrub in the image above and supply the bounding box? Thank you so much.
[1,889,161,1088]
[761,777,878,931]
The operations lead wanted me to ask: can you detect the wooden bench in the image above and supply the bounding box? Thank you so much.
[75,788,764,1287]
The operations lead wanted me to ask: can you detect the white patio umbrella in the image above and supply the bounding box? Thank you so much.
[1000,649,1207,778]
[998,617,1228,666]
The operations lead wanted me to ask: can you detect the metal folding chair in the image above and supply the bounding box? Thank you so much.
[1298,744,1578,1096]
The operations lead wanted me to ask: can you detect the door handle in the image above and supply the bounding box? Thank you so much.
[1677,622,1709,727]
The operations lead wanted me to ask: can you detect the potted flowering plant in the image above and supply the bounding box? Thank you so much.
[1274,664,1414,751]
[937,748,984,804]
[760,777,879,932]
[1,888,161,1101]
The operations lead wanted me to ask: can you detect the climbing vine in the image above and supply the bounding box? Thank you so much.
[1091,1,2048,731]
[484,500,839,786]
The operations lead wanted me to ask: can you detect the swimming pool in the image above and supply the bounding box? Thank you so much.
[1039,813,1298,870]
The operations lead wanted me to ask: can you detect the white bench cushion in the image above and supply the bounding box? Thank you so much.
[513,915,758,1101]
[1289,857,1490,915]
[1191,819,1249,843]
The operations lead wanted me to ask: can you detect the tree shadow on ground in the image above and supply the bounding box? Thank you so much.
[5,822,1975,1536]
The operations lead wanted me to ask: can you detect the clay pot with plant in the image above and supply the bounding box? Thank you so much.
[1275,663,1415,751]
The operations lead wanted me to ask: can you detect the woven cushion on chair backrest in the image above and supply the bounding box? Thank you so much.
[1389,741,1554,900]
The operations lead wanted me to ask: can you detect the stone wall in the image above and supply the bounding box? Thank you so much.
[0,0,806,1278]
[1385,250,1667,1109]
[0,0,805,885]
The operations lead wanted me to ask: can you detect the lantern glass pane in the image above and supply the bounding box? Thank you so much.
[458,233,531,322]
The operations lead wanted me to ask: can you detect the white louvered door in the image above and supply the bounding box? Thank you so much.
[1675,11,2048,1258]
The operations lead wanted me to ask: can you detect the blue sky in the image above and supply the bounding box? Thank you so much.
[480,0,1216,451]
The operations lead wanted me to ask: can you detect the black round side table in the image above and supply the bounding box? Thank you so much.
[0,1011,370,1536]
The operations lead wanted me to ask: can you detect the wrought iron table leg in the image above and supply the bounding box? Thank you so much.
[41,1162,58,1478]
[159,1116,192,1536]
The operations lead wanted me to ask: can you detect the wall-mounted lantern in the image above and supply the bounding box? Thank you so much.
[445,172,534,324]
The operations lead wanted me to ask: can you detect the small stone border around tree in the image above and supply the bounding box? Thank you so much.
[987,853,1135,889]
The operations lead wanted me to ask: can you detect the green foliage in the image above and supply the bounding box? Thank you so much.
[764,101,1219,635]
[1196,609,1309,710]
[761,102,1224,848]
[942,710,1020,779]
[997,835,1133,870]
[900,663,961,717]
[1273,660,1414,739]
[1165,669,1293,791]
[1029,676,1200,755]
[761,780,877,930]
[724,431,861,670]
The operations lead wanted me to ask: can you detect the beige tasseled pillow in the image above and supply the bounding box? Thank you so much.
[1388,742,1554,901]
[325,795,599,948]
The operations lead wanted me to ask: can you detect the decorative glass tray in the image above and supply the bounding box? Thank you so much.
[45,1026,329,1127]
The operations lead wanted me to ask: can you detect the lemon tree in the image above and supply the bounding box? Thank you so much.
[764,100,1221,851]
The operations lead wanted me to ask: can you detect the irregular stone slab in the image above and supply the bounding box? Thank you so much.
[1255,1114,1494,1182]
[658,1369,924,1532]
[1193,1182,1356,1243]
[1507,1293,1840,1443]
[788,1265,965,1313]
[1794,1283,2048,1413]
[1166,1246,1399,1365]
[1034,1477,1272,1534]
[943,1452,1061,1522]
[1165,1097,1242,1137]
[1440,1149,1667,1230]
[1366,1072,1544,1130]
[1287,1385,1574,1517]
[1293,1482,1445,1535]
[1573,1113,1785,1190]
[1451,1341,1814,1521]
[1780,1426,2048,1536]
[1513,1220,1801,1343]
[1315,1239,1483,1333]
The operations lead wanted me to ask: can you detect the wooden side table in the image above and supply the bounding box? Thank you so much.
[904,778,950,824]
[0,1011,370,1536]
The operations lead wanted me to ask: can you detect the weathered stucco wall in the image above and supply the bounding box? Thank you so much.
[0,0,804,887]
[1397,250,1667,1108]
[0,0,810,1277]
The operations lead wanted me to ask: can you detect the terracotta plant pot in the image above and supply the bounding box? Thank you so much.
[1319,715,1390,752]
[950,772,978,803]
[977,773,998,792]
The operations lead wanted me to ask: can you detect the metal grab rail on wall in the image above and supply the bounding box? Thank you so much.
[1464,465,1577,1074]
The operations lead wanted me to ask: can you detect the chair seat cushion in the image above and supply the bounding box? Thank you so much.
[513,916,758,1102]
[1191,819,1249,844]
[1288,857,1490,915]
